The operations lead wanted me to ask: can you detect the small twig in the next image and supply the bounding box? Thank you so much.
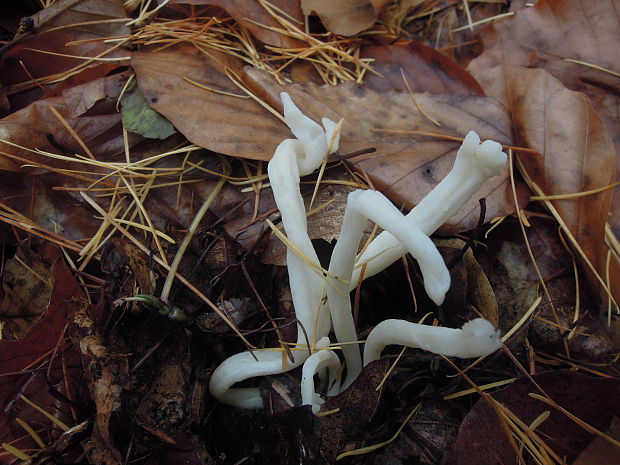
[130,334,169,374]
[241,259,294,364]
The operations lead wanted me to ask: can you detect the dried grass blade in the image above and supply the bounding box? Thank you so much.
[160,163,228,303]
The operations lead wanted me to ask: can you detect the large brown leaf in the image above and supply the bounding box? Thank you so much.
[131,46,286,162]
[0,254,84,446]
[132,44,518,232]
[501,67,617,308]
[447,370,620,465]
[469,0,620,101]
[467,0,620,233]
[14,0,129,41]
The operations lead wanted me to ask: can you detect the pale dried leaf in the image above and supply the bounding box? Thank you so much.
[503,67,616,307]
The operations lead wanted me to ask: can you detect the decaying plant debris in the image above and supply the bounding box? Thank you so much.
[0,1,619,464]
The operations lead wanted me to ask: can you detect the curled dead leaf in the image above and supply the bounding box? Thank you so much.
[436,238,498,326]
[2,0,130,110]
[0,72,135,173]
[302,0,390,36]
[503,67,617,310]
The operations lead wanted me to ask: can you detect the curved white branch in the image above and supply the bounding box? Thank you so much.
[209,351,299,408]
[363,318,502,366]
[351,131,507,289]
[328,189,450,390]
[209,93,339,408]
[301,337,341,413]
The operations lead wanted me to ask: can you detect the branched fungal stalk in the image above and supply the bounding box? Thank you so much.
[208,94,506,413]
[350,131,507,288]
[328,189,450,391]
[209,93,340,408]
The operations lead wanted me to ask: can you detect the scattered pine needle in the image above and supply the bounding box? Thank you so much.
[0,443,30,461]
[183,76,250,98]
[509,150,564,344]
[530,393,620,449]
[20,395,70,432]
[443,378,517,400]
[80,191,255,348]
[530,180,620,201]
[15,418,46,448]
[450,11,515,33]
[369,128,541,155]
[564,58,620,78]
[515,155,619,313]
[400,68,441,126]
[336,403,422,460]
[265,218,343,282]
[160,161,229,302]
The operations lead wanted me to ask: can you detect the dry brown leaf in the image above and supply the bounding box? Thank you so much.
[0,169,117,246]
[375,400,461,465]
[451,370,620,465]
[249,69,516,233]
[361,41,484,96]
[2,0,129,109]
[436,238,498,326]
[480,216,613,359]
[502,67,617,309]
[0,72,134,172]
[72,302,127,465]
[131,46,284,162]
[320,359,390,463]
[469,0,620,107]
[400,1,501,67]
[0,254,83,447]
[111,239,156,296]
[133,44,519,233]
[171,0,305,48]
[302,0,390,36]
[14,0,128,40]
[44,63,121,98]
[467,0,620,232]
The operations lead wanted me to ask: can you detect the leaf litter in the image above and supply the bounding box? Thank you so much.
[0,1,619,464]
